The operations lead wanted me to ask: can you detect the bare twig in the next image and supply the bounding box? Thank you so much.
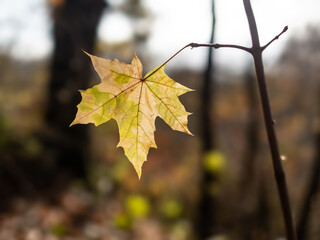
[243,0,297,239]
[145,24,287,81]
[190,43,251,53]
[144,42,251,80]
[262,26,288,51]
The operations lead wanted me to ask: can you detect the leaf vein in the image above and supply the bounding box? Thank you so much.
[145,82,189,132]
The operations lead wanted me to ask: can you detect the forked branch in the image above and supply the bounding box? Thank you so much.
[262,26,288,51]
[243,0,297,239]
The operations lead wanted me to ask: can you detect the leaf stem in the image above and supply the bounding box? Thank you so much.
[143,43,192,80]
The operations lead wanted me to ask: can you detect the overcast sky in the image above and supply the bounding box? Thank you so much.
[0,0,319,71]
[142,0,320,71]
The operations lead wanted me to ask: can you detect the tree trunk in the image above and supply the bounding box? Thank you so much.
[297,133,320,239]
[44,0,106,181]
[196,0,218,239]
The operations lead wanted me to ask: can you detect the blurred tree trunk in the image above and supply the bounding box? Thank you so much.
[297,76,320,240]
[297,133,320,239]
[239,70,259,194]
[44,0,106,181]
[236,69,261,238]
[196,0,218,239]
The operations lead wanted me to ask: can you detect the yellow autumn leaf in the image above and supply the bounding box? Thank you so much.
[70,52,193,178]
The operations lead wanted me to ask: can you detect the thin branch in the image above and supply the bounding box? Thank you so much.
[144,22,287,81]
[190,42,251,53]
[144,42,251,81]
[262,26,288,51]
[243,0,297,239]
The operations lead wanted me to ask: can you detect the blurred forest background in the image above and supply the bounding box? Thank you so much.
[1,0,320,240]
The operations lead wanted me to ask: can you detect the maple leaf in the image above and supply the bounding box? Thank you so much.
[70,53,193,178]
